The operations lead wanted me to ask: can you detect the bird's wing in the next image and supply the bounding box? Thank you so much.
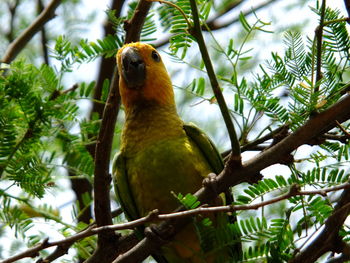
[113,153,170,263]
[184,122,242,259]
[112,152,140,221]
[183,122,235,208]
[183,122,224,174]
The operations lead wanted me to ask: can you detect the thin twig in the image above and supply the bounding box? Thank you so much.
[1,225,95,263]
[323,17,350,27]
[4,181,349,263]
[37,0,49,65]
[35,208,123,263]
[49,83,79,100]
[1,0,62,63]
[147,0,191,27]
[107,184,350,226]
[335,120,350,137]
[75,3,125,255]
[6,0,20,42]
[222,125,288,159]
[205,0,278,30]
[188,0,241,161]
[314,0,326,93]
[93,69,120,228]
[322,133,349,143]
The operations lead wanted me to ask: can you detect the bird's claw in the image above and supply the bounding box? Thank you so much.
[202,173,219,196]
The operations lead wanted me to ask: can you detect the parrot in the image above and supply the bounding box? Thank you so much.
[112,42,241,263]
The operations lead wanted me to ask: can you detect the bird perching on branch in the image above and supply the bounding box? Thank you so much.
[113,42,241,263]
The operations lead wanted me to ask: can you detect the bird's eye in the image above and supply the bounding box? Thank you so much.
[151,50,161,62]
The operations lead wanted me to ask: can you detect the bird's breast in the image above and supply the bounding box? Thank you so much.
[124,136,212,217]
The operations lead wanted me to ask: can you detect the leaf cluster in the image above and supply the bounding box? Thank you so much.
[0,60,96,258]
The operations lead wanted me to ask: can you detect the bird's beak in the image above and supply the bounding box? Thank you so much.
[120,47,146,89]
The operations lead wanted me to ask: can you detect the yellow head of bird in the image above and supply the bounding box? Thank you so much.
[117,42,175,111]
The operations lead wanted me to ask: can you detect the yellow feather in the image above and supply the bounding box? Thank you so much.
[117,42,175,112]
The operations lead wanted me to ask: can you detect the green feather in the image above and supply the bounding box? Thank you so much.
[183,122,224,174]
[112,153,139,221]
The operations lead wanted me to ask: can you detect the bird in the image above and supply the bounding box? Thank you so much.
[112,42,240,263]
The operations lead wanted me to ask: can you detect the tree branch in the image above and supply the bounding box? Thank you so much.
[290,186,350,263]
[89,38,123,263]
[314,0,326,93]
[5,0,20,42]
[93,70,121,228]
[240,98,350,178]
[37,0,50,65]
[325,248,350,263]
[4,179,350,263]
[322,133,349,143]
[35,209,122,263]
[124,0,152,43]
[189,0,241,161]
[222,125,289,160]
[87,0,125,141]
[113,93,350,263]
[335,120,350,137]
[68,3,125,260]
[1,0,62,64]
[93,0,150,237]
[153,182,350,219]
[205,0,278,31]
[87,1,153,262]
[94,0,151,227]
[345,0,350,18]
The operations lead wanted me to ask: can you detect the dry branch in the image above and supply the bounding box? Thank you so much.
[4,179,350,263]
[290,186,350,263]
[189,0,241,159]
[86,1,153,262]
[1,0,62,64]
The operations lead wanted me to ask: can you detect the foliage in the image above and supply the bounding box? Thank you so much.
[0,0,350,262]
[0,60,95,259]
